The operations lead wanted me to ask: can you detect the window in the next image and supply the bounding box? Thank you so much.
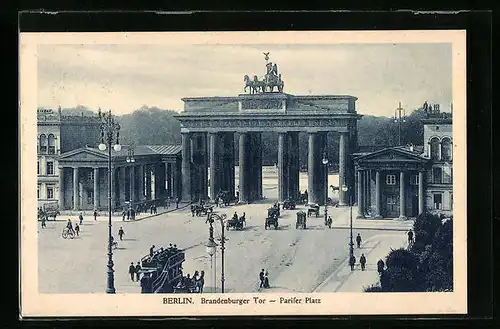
[386,174,396,185]
[450,193,453,210]
[432,167,443,184]
[39,134,47,153]
[37,185,40,199]
[443,165,452,184]
[410,175,419,185]
[433,193,442,210]
[441,138,452,161]
[37,161,40,175]
[46,186,54,199]
[88,171,94,180]
[387,196,396,205]
[87,191,94,204]
[46,161,54,175]
[48,134,56,154]
[429,137,440,160]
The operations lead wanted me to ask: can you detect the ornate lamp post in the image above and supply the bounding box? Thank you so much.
[206,212,227,293]
[394,101,407,146]
[98,108,121,294]
[322,152,329,224]
[342,184,354,260]
[205,221,218,293]
[126,144,135,211]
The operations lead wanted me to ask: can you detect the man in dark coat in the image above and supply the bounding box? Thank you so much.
[349,254,356,271]
[377,259,385,274]
[141,272,152,293]
[360,253,367,271]
[259,269,265,288]
[135,262,142,282]
[128,262,135,281]
[407,229,414,247]
[93,210,98,221]
[118,227,125,241]
[79,212,84,225]
[356,233,362,248]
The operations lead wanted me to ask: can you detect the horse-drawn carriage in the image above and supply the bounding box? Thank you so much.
[296,210,307,229]
[298,192,309,204]
[265,216,279,230]
[282,199,296,210]
[191,204,213,217]
[307,204,320,217]
[226,214,246,230]
[217,191,238,207]
[140,245,188,293]
[267,205,280,219]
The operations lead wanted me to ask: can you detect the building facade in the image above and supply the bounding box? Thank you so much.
[353,104,453,219]
[56,145,182,211]
[37,108,101,207]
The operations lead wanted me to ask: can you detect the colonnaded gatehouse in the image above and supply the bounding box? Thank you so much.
[175,56,362,206]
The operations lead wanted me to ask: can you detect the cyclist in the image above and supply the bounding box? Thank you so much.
[66,219,75,236]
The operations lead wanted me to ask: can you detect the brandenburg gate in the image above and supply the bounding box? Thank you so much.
[175,55,361,206]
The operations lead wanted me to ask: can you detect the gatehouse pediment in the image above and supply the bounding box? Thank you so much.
[355,147,427,164]
[58,147,108,162]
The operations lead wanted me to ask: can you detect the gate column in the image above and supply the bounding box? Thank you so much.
[288,132,300,201]
[338,132,349,206]
[238,132,250,203]
[209,132,220,201]
[181,132,192,202]
[278,132,289,202]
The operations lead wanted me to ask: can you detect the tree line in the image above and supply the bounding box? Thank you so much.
[44,105,427,166]
[365,212,453,292]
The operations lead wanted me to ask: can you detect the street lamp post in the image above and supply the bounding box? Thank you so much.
[394,101,407,146]
[126,143,135,211]
[206,212,227,293]
[98,108,122,294]
[205,220,218,293]
[342,184,354,260]
[322,152,329,225]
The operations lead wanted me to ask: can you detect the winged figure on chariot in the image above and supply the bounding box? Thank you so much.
[244,52,284,94]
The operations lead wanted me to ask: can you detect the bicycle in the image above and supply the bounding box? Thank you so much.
[62,227,76,239]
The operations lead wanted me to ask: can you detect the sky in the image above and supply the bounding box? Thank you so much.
[37,43,452,118]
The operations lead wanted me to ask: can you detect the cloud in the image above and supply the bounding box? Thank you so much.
[37,43,452,117]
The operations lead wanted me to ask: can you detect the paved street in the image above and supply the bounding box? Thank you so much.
[38,198,408,294]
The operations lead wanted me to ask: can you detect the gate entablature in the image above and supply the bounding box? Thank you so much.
[176,93,361,133]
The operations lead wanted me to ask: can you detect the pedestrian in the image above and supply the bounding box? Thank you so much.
[377,259,385,274]
[176,197,180,209]
[407,229,414,247]
[128,262,135,281]
[74,223,80,236]
[122,211,126,221]
[135,262,142,282]
[127,209,130,220]
[141,272,152,293]
[264,271,270,288]
[259,269,265,288]
[197,270,205,293]
[150,205,154,214]
[79,212,84,225]
[360,253,367,271]
[154,205,157,214]
[66,219,75,235]
[149,245,155,257]
[131,208,135,220]
[356,233,362,248]
[327,216,332,228]
[41,216,46,229]
[118,227,125,241]
[349,254,356,271]
[93,209,98,221]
